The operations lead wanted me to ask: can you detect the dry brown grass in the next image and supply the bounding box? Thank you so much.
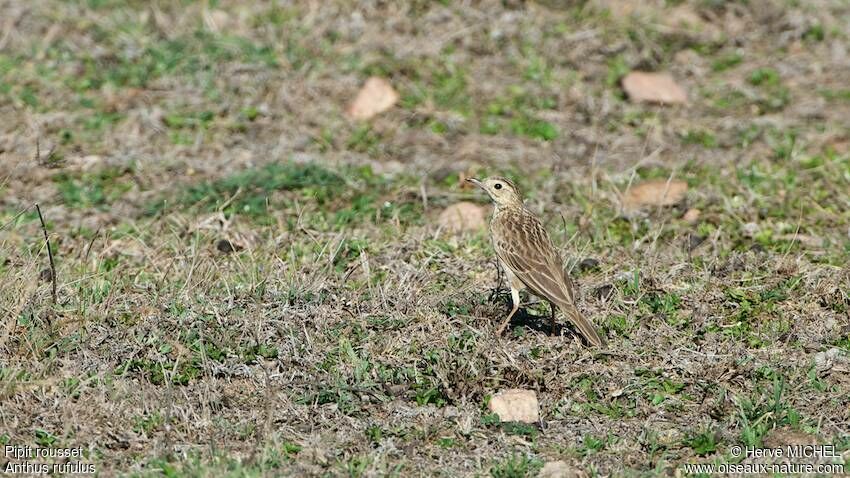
[1,0,849,476]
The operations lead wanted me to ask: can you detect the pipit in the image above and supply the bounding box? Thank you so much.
[468,177,605,347]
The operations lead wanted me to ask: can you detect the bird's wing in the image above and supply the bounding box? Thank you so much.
[492,209,575,304]
[493,209,605,346]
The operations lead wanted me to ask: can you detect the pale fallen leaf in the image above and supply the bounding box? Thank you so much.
[205,9,231,32]
[347,77,399,120]
[622,179,688,212]
[437,202,487,234]
[657,428,686,446]
[622,72,687,105]
[741,222,760,238]
[682,208,701,223]
[539,461,585,478]
[813,348,846,372]
[488,389,539,423]
[67,154,102,171]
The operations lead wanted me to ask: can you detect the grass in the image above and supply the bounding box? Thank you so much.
[490,454,544,478]
[2,0,850,476]
[54,166,135,209]
[146,161,424,231]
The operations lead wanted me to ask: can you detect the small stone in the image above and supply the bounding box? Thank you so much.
[593,284,614,301]
[216,239,240,254]
[688,234,706,251]
[622,180,688,213]
[347,77,399,120]
[763,427,818,448]
[775,233,825,249]
[437,202,487,234]
[622,72,687,105]
[663,5,722,41]
[488,389,539,423]
[588,0,646,17]
[538,460,584,478]
[578,258,600,272]
[683,208,701,223]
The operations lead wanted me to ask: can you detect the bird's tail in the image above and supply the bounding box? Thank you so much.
[558,303,606,347]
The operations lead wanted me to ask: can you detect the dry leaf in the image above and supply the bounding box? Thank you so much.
[438,202,487,234]
[622,72,687,105]
[67,154,103,171]
[539,461,585,478]
[656,428,686,446]
[813,348,846,372]
[347,77,399,120]
[488,389,539,423]
[205,9,231,32]
[741,222,760,238]
[622,179,688,212]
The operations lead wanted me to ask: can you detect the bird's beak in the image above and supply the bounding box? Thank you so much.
[466,177,483,189]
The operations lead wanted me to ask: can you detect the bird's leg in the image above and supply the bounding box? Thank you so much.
[497,285,520,335]
[548,300,557,335]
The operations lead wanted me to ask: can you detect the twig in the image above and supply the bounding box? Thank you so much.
[34,136,60,168]
[217,185,243,212]
[420,180,428,212]
[83,227,101,263]
[35,204,57,304]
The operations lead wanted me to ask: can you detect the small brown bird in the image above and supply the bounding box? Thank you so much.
[468,177,605,347]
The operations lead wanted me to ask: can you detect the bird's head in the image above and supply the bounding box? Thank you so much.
[467,176,523,208]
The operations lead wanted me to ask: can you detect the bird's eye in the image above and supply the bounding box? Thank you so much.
[494,183,502,190]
